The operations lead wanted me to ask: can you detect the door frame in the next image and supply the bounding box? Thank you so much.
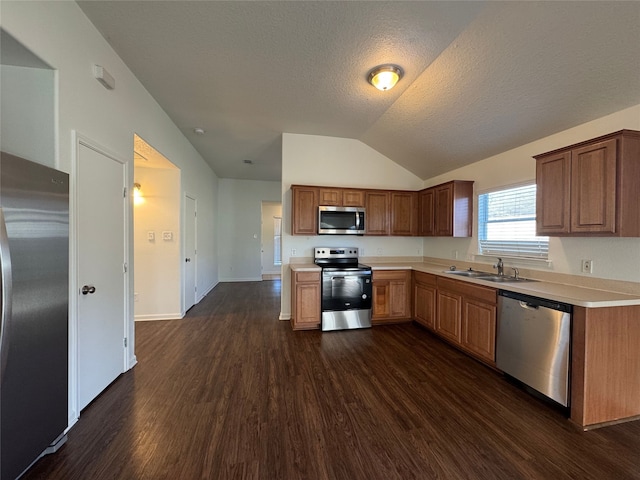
[183,193,197,313]
[70,132,134,424]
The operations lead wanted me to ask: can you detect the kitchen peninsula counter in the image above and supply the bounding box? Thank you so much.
[363,261,640,308]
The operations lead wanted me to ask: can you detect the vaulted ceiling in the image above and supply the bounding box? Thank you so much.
[78,1,640,182]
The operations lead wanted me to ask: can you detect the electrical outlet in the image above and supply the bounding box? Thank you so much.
[452,250,458,260]
[134,293,139,302]
[581,259,594,274]
[291,248,296,256]
[376,248,383,255]
[360,248,365,256]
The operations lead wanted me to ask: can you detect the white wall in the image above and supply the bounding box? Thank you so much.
[217,178,282,281]
[281,133,425,318]
[0,64,55,166]
[134,166,182,320]
[1,2,219,424]
[422,104,640,283]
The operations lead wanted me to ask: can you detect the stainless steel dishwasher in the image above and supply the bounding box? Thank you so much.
[496,290,572,407]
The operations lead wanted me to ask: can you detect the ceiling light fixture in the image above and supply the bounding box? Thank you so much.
[194,128,205,135]
[368,64,403,91]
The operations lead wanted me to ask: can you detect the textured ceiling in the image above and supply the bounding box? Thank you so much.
[77,1,640,182]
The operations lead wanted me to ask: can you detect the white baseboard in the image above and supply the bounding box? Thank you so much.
[279,312,291,320]
[135,312,184,321]
[219,276,262,282]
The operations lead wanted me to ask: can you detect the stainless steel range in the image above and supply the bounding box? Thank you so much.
[314,247,372,331]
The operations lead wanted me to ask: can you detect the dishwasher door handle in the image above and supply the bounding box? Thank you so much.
[519,301,539,310]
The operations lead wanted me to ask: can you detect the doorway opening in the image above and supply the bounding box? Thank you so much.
[261,201,282,280]
[133,134,182,320]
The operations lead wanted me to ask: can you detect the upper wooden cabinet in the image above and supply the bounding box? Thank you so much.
[318,188,365,207]
[291,185,318,235]
[418,189,435,236]
[342,189,365,207]
[291,180,472,237]
[535,130,640,236]
[318,188,342,206]
[365,191,390,235]
[390,191,418,236]
[419,180,474,237]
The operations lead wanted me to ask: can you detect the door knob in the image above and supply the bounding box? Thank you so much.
[185,258,191,262]
[81,285,96,295]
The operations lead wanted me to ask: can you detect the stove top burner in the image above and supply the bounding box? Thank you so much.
[314,246,366,269]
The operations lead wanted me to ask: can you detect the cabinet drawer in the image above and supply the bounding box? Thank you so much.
[295,271,321,283]
[437,277,496,304]
[373,270,410,282]
[414,271,437,287]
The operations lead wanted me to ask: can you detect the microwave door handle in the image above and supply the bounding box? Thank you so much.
[355,211,360,230]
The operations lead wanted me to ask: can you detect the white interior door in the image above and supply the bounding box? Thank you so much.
[184,195,196,312]
[77,142,126,411]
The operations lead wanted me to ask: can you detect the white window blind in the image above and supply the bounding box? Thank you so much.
[478,184,548,259]
[273,217,282,266]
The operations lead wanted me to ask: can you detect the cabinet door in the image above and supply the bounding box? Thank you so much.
[434,184,454,236]
[372,281,390,319]
[570,139,617,234]
[536,152,571,234]
[390,191,417,236]
[414,283,436,329]
[372,270,411,323]
[418,189,435,236]
[342,189,365,207]
[461,298,496,363]
[295,283,320,327]
[291,271,321,330]
[292,186,318,235]
[436,290,462,343]
[366,191,390,235]
[319,188,342,206]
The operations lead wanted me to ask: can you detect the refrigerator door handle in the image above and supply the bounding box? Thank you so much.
[0,207,13,379]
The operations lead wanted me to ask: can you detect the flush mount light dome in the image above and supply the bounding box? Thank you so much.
[368,64,403,91]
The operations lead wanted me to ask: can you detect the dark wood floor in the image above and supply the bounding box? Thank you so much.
[23,281,640,480]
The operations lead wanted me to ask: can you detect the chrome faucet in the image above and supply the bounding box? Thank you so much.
[512,267,519,280]
[493,257,504,276]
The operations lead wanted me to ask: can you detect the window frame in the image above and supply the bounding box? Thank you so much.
[477,181,549,261]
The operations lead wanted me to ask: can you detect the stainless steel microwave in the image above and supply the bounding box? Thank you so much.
[318,206,365,235]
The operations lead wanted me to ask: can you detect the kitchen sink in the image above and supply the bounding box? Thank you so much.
[477,275,538,283]
[444,270,538,283]
[443,270,492,277]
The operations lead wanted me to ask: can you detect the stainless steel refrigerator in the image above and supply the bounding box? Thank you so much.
[1,152,69,480]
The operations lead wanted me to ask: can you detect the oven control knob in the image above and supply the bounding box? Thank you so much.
[362,294,367,300]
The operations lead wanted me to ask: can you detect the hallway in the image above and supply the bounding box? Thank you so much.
[23,280,640,479]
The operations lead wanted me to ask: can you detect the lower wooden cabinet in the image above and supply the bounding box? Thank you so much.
[436,288,462,343]
[372,270,411,325]
[413,271,437,329]
[425,276,498,365]
[461,297,496,364]
[290,270,321,330]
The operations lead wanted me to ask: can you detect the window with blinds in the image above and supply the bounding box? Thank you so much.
[478,183,549,259]
[273,217,282,265]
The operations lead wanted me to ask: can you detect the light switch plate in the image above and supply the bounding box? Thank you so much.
[162,231,173,241]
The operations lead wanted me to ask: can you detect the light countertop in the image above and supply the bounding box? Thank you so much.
[291,262,640,308]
